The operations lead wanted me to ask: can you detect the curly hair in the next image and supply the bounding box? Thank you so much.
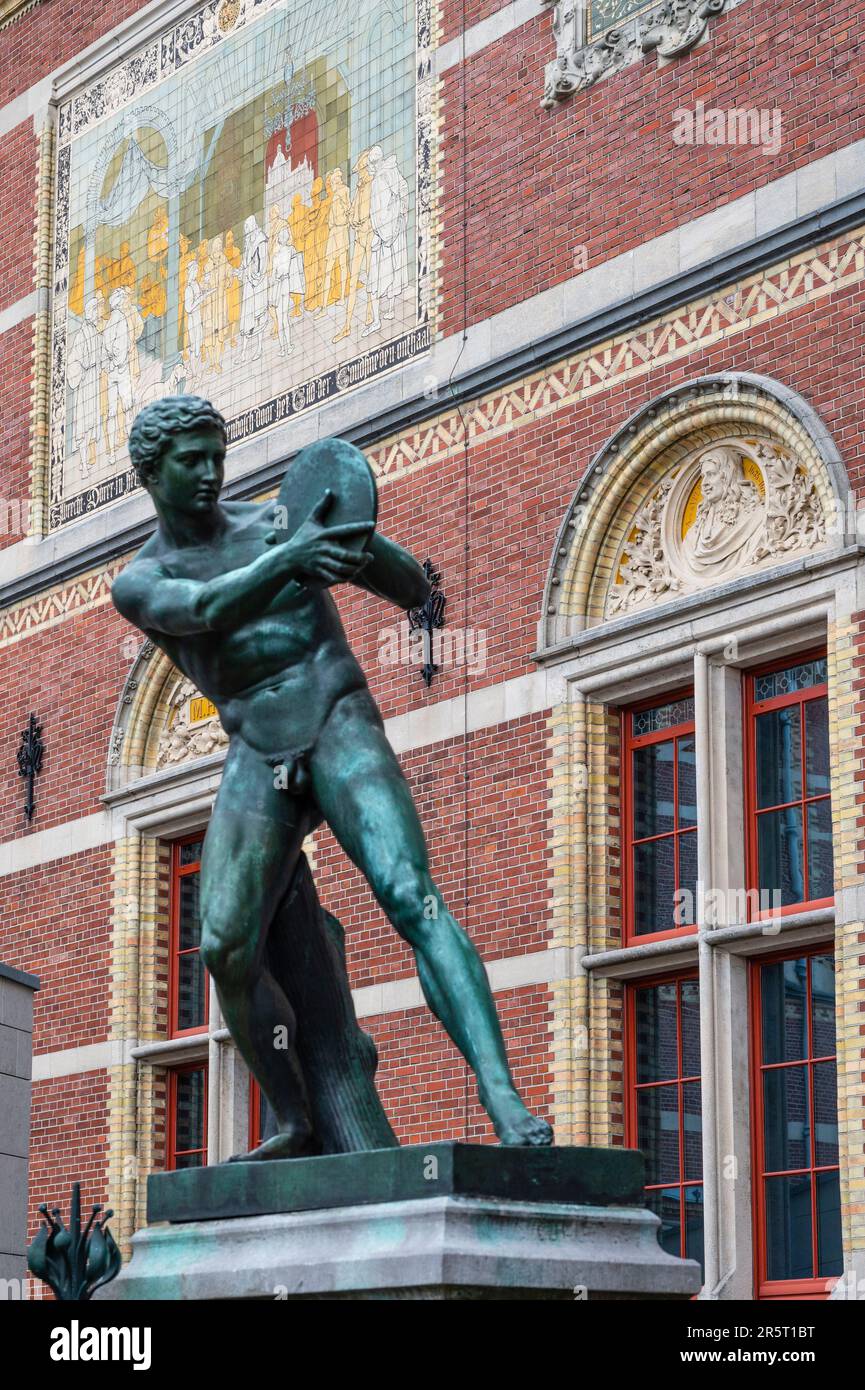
[128,396,227,487]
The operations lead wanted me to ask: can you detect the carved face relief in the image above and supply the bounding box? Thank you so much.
[606,439,827,617]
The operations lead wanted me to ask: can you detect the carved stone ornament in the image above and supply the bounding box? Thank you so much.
[541,0,728,108]
[156,677,228,769]
[0,0,40,31]
[607,439,827,617]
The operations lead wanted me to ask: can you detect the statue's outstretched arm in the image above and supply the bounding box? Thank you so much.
[352,531,431,610]
[113,504,372,636]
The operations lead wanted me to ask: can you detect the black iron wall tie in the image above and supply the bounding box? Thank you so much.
[17,713,44,823]
[408,560,446,687]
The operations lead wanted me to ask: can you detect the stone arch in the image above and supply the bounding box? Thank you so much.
[106,641,227,792]
[538,372,849,652]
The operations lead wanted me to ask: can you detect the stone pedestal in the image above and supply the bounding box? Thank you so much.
[98,1143,701,1301]
[0,961,39,1291]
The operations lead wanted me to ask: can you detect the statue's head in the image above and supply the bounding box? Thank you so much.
[129,396,227,513]
[699,447,738,504]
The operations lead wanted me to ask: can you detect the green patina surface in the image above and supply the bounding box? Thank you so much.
[148,1142,645,1223]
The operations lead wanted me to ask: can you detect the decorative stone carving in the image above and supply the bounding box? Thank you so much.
[607,439,827,616]
[541,0,728,108]
[0,0,40,31]
[156,678,228,769]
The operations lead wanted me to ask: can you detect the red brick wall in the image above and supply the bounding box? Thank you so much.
[365,982,554,1143]
[0,0,154,106]
[439,0,865,337]
[0,596,130,842]
[0,846,113,1053]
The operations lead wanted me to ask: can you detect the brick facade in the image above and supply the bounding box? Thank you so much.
[1,0,864,1300]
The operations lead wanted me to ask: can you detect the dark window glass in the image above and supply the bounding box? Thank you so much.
[811,955,836,1058]
[179,837,204,866]
[178,874,201,952]
[677,738,697,827]
[635,981,678,1084]
[172,839,208,1034]
[750,659,831,911]
[630,977,702,1278]
[763,1065,810,1172]
[755,952,840,1290]
[761,958,808,1065]
[633,838,676,936]
[757,807,804,906]
[755,708,802,809]
[170,1067,206,1170]
[634,742,675,838]
[765,1174,813,1282]
[177,952,207,1034]
[806,800,833,902]
[816,1171,843,1278]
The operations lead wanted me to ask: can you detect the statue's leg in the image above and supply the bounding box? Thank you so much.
[267,853,399,1153]
[199,737,314,1160]
[310,690,553,1147]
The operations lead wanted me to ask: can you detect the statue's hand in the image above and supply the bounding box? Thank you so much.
[267,490,373,587]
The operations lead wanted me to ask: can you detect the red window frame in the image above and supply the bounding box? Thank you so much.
[249,1079,264,1152]
[622,689,697,946]
[749,946,840,1300]
[169,832,208,1038]
[166,1062,208,1170]
[744,651,832,922]
[625,970,703,1269]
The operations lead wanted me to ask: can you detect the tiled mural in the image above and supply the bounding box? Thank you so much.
[50,0,433,529]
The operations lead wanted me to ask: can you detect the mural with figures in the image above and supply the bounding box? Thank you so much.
[49,0,432,529]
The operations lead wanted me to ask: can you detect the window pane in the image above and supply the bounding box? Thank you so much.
[177,950,207,1032]
[755,707,802,809]
[757,806,805,905]
[764,1065,810,1173]
[637,1084,680,1184]
[682,1081,702,1181]
[811,955,836,1057]
[173,1150,205,1170]
[632,697,694,737]
[174,1068,205,1157]
[684,1185,705,1278]
[816,1170,843,1278]
[645,1187,682,1260]
[804,698,830,797]
[178,873,201,952]
[677,737,697,828]
[806,799,833,902]
[677,832,698,926]
[813,1061,839,1168]
[258,1089,276,1146]
[754,659,827,702]
[765,1173,813,1281]
[761,959,808,1064]
[680,980,701,1078]
[179,838,204,866]
[633,837,676,936]
[633,742,675,838]
[635,983,678,1084]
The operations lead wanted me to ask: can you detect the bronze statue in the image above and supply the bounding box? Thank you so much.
[113,396,552,1157]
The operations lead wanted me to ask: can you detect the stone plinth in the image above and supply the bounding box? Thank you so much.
[0,961,39,1290]
[98,1144,701,1301]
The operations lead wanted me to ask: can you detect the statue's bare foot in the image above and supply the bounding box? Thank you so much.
[228,1126,314,1162]
[482,1084,554,1147]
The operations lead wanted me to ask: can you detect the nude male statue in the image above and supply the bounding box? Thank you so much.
[113,396,553,1157]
